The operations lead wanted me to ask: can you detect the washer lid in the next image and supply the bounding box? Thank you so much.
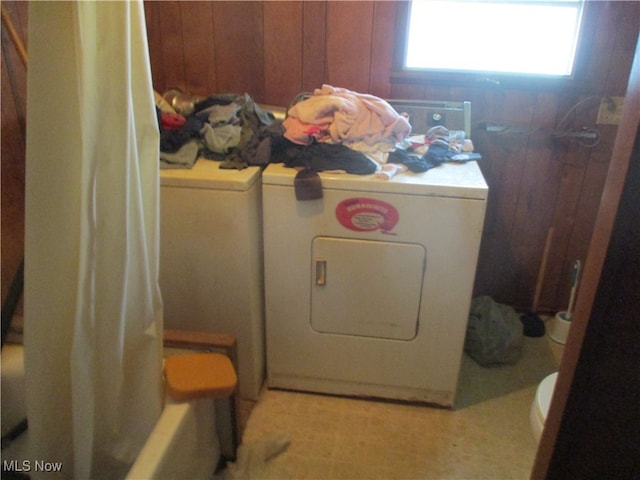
[262,161,488,199]
[160,158,261,191]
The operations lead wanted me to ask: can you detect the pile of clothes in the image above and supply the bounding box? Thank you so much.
[157,92,280,170]
[156,85,480,178]
[283,85,411,149]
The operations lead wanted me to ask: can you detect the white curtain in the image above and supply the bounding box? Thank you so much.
[24,2,163,478]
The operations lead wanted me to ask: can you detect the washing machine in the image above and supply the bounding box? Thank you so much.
[262,161,488,406]
[160,159,264,400]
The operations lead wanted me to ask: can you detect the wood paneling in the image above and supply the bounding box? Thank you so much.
[1,1,28,305]
[301,2,326,94]
[264,2,303,106]
[211,1,264,97]
[368,2,396,98]
[180,2,217,95]
[325,2,373,94]
[2,1,639,315]
[150,2,187,92]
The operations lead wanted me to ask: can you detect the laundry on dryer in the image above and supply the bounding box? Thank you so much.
[276,88,479,182]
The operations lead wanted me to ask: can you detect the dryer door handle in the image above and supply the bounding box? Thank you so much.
[315,259,327,286]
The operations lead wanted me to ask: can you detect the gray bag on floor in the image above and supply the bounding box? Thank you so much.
[464,296,524,366]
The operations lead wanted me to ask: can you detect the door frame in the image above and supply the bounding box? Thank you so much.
[530,34,640,479]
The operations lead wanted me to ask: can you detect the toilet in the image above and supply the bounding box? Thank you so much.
[530,371,558,443]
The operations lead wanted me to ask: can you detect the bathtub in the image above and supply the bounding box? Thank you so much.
[125,396,220,480]
[122,344,227,479]
[1,344,222,479]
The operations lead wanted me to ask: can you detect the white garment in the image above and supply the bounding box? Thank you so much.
[223,433,291,480]
[24,2,163,478]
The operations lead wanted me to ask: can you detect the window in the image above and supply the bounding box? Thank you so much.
[403,0,585,77]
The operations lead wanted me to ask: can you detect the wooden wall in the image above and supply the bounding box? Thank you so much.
[2,1,639,314]
[143,1,398,106]
[1,1,28,305]
[143,0,639,313]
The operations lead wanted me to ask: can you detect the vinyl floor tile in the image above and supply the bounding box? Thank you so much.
[238,335,562,479]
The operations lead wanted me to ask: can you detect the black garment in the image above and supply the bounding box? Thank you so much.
[159,115,204,153]
[192,93,237,116]
[390,143,482,172]
[387,148,437,172]
[271,141,377,175]
[221,115,281,170]
[388,140,463,172]
[421,140,456,168]
[519,312,546,337]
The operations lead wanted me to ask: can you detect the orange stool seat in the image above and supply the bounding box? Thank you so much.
[164,353,237,401]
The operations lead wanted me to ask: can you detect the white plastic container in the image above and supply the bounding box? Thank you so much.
[549,311,572,344]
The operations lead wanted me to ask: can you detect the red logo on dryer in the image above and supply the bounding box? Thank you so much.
[335,198,399,233]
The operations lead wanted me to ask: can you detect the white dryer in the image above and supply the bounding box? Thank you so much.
[262,161,488,406]
[160,159,264,400]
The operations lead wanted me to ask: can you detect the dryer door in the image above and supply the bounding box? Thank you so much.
[310,237,425,340]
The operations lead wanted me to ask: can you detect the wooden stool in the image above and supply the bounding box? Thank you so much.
[164,352,239,460]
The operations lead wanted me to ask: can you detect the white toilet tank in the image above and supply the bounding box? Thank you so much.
[530,371,558,443]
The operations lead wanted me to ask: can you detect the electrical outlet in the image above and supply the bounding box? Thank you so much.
[597,96,624,125]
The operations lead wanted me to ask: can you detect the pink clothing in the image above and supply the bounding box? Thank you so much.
[285,85,411,147]
[282,117,331,145]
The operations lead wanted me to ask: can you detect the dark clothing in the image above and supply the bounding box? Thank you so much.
[271,140,378,175]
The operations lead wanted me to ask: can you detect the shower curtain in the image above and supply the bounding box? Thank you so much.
[24,2,163,478]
